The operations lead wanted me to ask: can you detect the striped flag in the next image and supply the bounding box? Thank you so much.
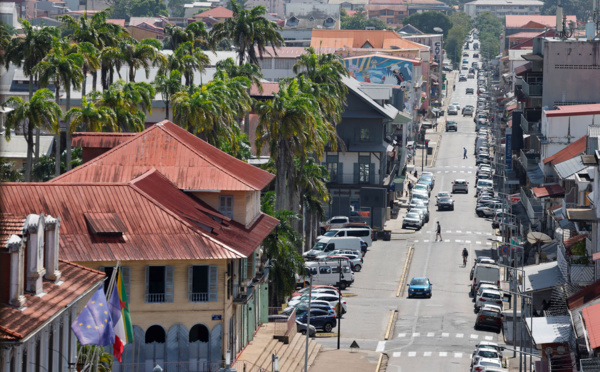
[109,268,134,362]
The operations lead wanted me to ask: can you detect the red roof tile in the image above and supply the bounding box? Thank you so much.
[250,82,280,97]
[52,120,275,191]
[568,279,600,310]
[0,214,25,245]
[505,15,577,28]
[0,260,105,341]
[531,184,565,198]
[542,135,587,165]
[545,103,600,118]
[583,303,600,349]
[107,19,126,27]
[194,6,233,18]
[72,132,136,148]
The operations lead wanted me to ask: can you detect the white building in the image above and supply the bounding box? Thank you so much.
[0,2,18,28]
[464,0,543,18]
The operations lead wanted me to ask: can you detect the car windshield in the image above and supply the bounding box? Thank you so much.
[439,197,452,202]
[313,243,326,251]
[412,194,428,201]
[478,180,493,187]
[478,350,499,358]
[437,192,451,197]
[406,213,420,219]
[484,293,501,299]
[410,279,429,285]
[323,230,338,237]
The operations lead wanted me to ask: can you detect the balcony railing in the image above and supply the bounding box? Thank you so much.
[519,149,540,170]
[145,293,165,303]
[520,186,543,222]
[521,113,540,135]
[189,292,209,302]
[522,80,542,97]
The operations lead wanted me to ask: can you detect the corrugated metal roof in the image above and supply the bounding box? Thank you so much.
[0,181,245,261]
[523,261,562,292]
[525,315,572,345]
[583,303,600,349]
[568,279,600,310]
[0,260,105,341]
[311,29,425,50]
[543,136,587,165]
[71,132,136,148]
[52,120,275,191]
[84,213,128,234]
[531,184,564,198]
[505,15,576,28]
[194,6,233,18]
[553,156,587,180]
[545,104,600,118]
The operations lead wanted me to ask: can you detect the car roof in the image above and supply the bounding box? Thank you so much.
[476,341,499,347]
[481,289,502,295]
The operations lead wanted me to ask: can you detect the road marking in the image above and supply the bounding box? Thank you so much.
[414,240,419,243]
[423,240,430,243]
[424,352,432,357]
[466,231,472,234]
[398,333,406,338]
[445,171,450,173]
[454,353,463,358]
[455,239,463,243]
[408,352,416,357]
[412,332,420,337]
[468,171,473,174]
[456,333,464,338]
[460,171,464,173]
[441,333,449,337]
[485,232,492,236]
[456,230,462,233]
[470,334,479,339]
[376,341,386,352]
[486,242,492,246]
[452,170,457,173]
[465,240,471,243]
[446,230,451,233]
[444,239,450,242]
[439,352,448,357]
[427,230,433,233]
[427,332,435,337]
[393,352,401,357]
[476,241,482,244]
[485,336,494,340]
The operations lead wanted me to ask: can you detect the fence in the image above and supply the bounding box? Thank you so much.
[272,308,296,340]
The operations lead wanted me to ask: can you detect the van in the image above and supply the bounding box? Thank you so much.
[471,264,500,295]
[296,261,355,290]
[318,227,373,246]
[303,237,363,260]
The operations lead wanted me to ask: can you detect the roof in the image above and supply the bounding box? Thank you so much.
[554,156,587,180]
[396,24,423,35]
[51,121,275,192]
[249,82,280,97]
[525,316,572,345]
[0,134,53,159]
[369,0,445,4]
[531,184,564,198]
[566,208,596,222]
[505,15,577,28]
[0,260,105,341]
[366,4,407,11]
[310,29,425,50]
[0,214,25,246]
[106,19,126,27]
[523,261,562,292]
[545,103,600,118]
[568,279,600,310]
[71,132,136,148]
[128,17,163,27]
[342,76,398,120]
[0,173,278,261]
[256,46,339,58]
[508,31,543,39]
[194,6,233,18]
[543,135,587,165]
[583,303,600,349]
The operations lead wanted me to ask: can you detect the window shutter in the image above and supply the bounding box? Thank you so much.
[370,163,376,184]
[145,266,149,303]
[338,162,343,183]
[209,266,218,302]
[121,266,131,300]
[188,266,194,302]
[353,163,359,184]
[240,258,247,281]
[165,266,175,303]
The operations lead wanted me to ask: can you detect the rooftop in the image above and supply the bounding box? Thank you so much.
[71,132,136,149]
[568,279,600,310]
[542,135,587,165]
[194,6,234,18]
[310,29,425,50]
[525,316,572,345]
[523,261,562,292]
[505,15,577,28]
[545,103,600,118]
[583,303,600,349]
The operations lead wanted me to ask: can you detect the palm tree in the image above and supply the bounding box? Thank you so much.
[75,42,100,98]
[65,96,118,133]
[118,38,164,83]
[2,89,61,181]
[169,42,209,87]
[0,22,12,68]
[153,70,183,120]
[99,46,122,90]
[215,57,263,92]
[92,80,155,132]
[296,157,330,251]
[210,0,284,65]
[35,38,84,175]
[164,21,213,51]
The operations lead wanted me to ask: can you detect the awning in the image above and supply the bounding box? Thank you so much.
[523,54,543,62]
[583,303,600,349]
[430,74,439,82]
[522,261,562,292]
[532,184,565,198]
[515,62,532,76]
[392,111,412,125]
[566,208,596,222]
[525,316,572,344]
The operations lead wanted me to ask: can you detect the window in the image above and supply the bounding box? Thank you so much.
[189,324,210,342]
[319,266,331,274]
[99,266,131,299]
[360,128,370,141]
[219,195,234,218]
[145,266,174,303]
[326,155,339,183]
[359,155,370,183]
[188,265,218,302]
[145,325,166,343]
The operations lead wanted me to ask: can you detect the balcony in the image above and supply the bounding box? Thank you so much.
[521,79,542,97]
[520,109,542,135]
[519,148,540,169]
[520,186,543,223]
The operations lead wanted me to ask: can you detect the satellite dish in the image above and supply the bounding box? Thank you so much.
[433,27,443,33]
[527,232,553,265]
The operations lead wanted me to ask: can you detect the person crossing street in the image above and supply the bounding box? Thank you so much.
[435,221,442,241]
[463,147,467,159]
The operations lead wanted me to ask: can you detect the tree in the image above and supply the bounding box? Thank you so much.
[92,80,155,132]
[164,22,212,51]
[296,157,330,251]
[117,38,165,83]
[401,11,452,38]
[215,58,264,93]
[210,0,284,65]
[0,22,12,69]
[2,89,61,182]
[474,12,503,59]
[65,96,118,133]
[445,12,472,66]
[35,37,85,175]
[541,0,588,24]
[130,0,169,18]
[260,191,304,306]
[340,9,389,30]
[153,70,183,120]
[0,158,24,182]
[167,42,210,87]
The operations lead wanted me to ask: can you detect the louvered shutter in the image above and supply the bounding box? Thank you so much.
[353,163,359,184]
[370,163,376,184]
[121,266,131,300]
[165,266,175,303]
[209,266,218,302]
[144,266,149,303]
[240,258,247,281]
[188,266,194,302]
[338,162,343,183]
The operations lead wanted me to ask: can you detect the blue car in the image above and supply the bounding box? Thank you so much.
[407,277,432,298]
[296,309,337,332]
[418,176,434,190]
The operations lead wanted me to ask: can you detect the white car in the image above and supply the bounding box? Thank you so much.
[402,212,423,230]
[436,191,452,199]
[414,183,431,195]
[475,289,503,311]
[471,357,503,372]
[447,105,458,115]
[451,102,461,111]
[288,293,348,313]
[471,348,502,367]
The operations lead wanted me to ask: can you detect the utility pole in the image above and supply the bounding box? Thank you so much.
[337,259,342,349]
[304,275,313,372]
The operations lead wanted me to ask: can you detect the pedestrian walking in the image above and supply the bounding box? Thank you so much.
[463,147,467,159]
[414,170,418,178]
[435,221,442,241]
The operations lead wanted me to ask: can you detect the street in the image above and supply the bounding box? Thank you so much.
[312,51,505,371]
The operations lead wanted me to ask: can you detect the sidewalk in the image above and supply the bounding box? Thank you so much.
[309,348,381,372]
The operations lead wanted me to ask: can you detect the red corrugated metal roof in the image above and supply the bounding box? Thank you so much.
[505,15,577,28]
[0,181,245,261]
[194,6,233,18]
[583,303,600,349]
[531,184,565,198]
[72,133,136,148]
[545,103,600,117]
[568,279,600,310]
[542,135,587,165]
[0,260,105,341]
[52,120,275,191]
[564,233,588,248]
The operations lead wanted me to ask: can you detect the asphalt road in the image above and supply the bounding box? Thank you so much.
[313,49,505,371]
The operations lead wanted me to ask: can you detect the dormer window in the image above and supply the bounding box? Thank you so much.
[323,17,336,28]
[287,16,299,27]
[219,195,234,219]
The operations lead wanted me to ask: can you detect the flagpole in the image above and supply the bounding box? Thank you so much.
[105,260,121,301]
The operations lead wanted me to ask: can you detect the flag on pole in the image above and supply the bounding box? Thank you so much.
[71,285,115,346]
[109,268,134,362]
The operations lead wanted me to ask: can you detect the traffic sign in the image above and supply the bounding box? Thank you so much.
[502,245,509,255]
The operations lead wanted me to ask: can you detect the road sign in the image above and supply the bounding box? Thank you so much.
[502,245,509,255]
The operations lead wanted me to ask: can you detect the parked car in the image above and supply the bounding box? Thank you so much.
[472,341,504,358]
[471,264,500,295]
[471,358,503,372]
[409,199,427,210]
[296,309,337,332]
[289,293,348,314]
[473,53,479,58]
[410,192,430,207]
[459,74,468,82]
[471,348,502,367]
[452,179,469,194]
[411,205,430,223]
[414,183,431,195]
[320,216,350,234]
[402,212,423,230]
[475,289,503,311]
[407,277,432,298]
[296,320,317,336]
[436,196,455,211]
[466,87,474,94]
[446,120,458,131]
[419,175,435,189]
[467,73,475,79]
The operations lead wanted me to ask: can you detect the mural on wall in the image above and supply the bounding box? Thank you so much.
[345,55,416,112]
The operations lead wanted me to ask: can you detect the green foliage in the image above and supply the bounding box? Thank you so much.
[445,12,472,67]
[218,127,253,161]
[131,0,168,17]
[32,154,59,181]
[400,11,452,38]
[69,146,83,168]
[76,344,114,372]
[474,12,503,59]
[340,8,390,30]
[0,158,23,182]
[541,0,588,24]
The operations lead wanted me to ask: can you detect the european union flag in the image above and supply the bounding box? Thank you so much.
[71,285,115,346]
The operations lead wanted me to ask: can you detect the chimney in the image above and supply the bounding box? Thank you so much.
[44,215,61,282]
[5,235,26,308]
[25,214,46,295]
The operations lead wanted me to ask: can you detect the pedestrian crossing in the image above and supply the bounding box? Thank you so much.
[397,332,495,341]
[414,239,494,246]
[391,351,470,359]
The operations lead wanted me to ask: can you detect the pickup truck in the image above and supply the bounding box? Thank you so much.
[319,216,350,235]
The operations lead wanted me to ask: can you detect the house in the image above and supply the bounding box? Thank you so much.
[310,29,424,50]
[463,0,543,18]
[327,0,368,11]
[193,6,234,24]
[503,15,577,52]
[0,2,18,28]
[365,4,407,27]
[1,121,279,368]
[0,134,54,171]
[284,3,340,30]
[0,213,106,371]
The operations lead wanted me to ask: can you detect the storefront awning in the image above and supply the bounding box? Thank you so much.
[392,111,412,125]
[515,62,532,76]
[532,184,565,198]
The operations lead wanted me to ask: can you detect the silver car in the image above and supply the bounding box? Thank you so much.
[402,212,423,230]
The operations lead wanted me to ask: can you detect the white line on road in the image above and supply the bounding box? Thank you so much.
[414,240,419,243]
[456,333,464,338]
[486,242,492,246]
[445,230,451,233]
[424,352,432,357]
[476,241,482,244]
[485,336,494,340]
[412,333,420,337]
[376,341,386,352]
[398,333,406,338]
[444,239,450,242]
[456,230,462,233]
[466,231,472,234]
[441,333,449,337]
[470,334,479,339]
[427,332,435,337]
[423,240,430,243]
[408,352,416,357]
[455,240,463,243]
[439,352,448,357]
[393,352,401,357]
[465,240,471,244]
[454,353,463,358]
